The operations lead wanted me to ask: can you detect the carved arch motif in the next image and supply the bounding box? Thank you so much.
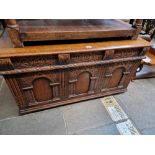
[76,71,91,95]
[109,67,126,88]
[33,77,53,102]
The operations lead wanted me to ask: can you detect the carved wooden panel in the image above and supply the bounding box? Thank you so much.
[58,54,70,64]
[11,57,141,109]
[114,48,141,59]
[16,70,61,107]
[68,66,99,98]
[70,51,104,63]
[109,67,125,88]
[76,72,91,94]
[33,78,53,102]
[101,61,134,91]
[11,55,57,69]
[0,44,148,114]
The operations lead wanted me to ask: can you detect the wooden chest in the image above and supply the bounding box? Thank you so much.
[0,36,150,114]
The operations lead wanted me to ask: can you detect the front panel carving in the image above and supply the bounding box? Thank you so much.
[109,67,125,88]
[11,55,57,69]
[16,71,61,106]
[101,61,133,91]
[68,66,99,98]
[1,45,146,114]
[70,51,104,63]
[76,72,91,94]
[114,48,141,59]
[33,78,53,102]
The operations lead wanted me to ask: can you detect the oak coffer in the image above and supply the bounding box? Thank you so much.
[0,34,150,114]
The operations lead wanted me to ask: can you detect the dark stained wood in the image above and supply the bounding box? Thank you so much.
[5,19,139,47]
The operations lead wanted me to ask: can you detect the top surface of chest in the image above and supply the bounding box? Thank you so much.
[0,36,150,59]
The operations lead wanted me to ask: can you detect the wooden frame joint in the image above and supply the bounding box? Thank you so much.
[58,54,70,64]
[0,58,14,71]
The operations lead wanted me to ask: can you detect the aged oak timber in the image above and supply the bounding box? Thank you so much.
[5,19,143,47]
[0,30,150,114]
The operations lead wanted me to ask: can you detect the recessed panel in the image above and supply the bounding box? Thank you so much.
[76,72,90,94]
[33,78,52,102]
[109,67,124,88]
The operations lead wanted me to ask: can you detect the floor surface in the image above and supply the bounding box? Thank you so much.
[0,76,155,135]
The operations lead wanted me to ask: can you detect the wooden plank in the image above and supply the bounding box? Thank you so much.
[0,33,150,58]
[16,19,135,41]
